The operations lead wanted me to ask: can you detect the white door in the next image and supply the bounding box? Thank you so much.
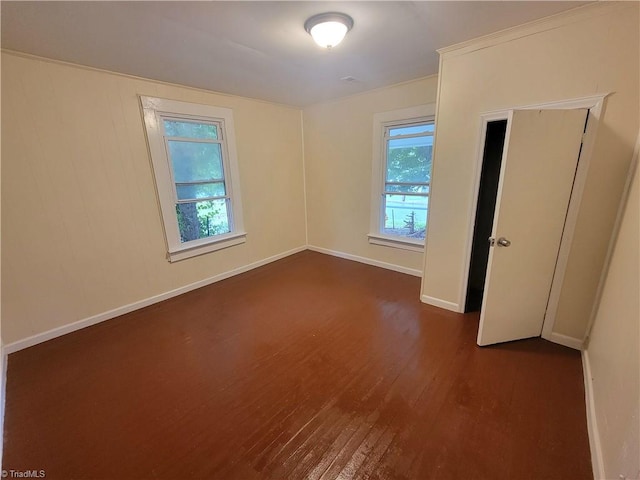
[477,109,588,346]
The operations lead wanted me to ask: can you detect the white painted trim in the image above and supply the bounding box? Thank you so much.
[456,94,607,337]
[476,110,515,345]
[307,245,422,278]
[300,110,309,246]
[421,52,446,300]
[420,295,460,313]
[3,246,306,354]
[304,73,439,109]
[4,245,427,354]
[583,130,640,345]
[457,111,509,311]
[541,95,607,339]
[168,232,246,262]
[367,233,424,253]
[542,332,583,351]
[481,93,610,116]
[438,2,627,58]
[0,347,6,468]
[2,50,302,110]
[582,349,605,480]
[369,104,436,244]
[140,95,246,262]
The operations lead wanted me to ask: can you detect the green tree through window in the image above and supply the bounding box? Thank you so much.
[164,119,231,243]
[141,96,245,262]
[382,121,433,239]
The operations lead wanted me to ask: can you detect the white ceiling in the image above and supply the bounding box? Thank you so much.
[1,1,588,107]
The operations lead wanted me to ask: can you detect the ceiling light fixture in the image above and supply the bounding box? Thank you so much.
[304,12,354,49]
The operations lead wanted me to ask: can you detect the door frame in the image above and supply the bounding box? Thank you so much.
[458,93,609,349]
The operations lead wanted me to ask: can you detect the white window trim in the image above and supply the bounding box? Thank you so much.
[369,103,436,252]
[140,96,246,262]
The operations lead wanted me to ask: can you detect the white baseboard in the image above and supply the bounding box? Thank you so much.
[582,349,605,480]
[542,331,584,351]
[0,347,6,468]
[4,245,421,354]
[307,245,422,277]
[3,246,306,354]
[420,295,460,312]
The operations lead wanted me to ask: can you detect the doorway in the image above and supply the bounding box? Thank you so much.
[464,109,589,346]
[455,94,606,348]
[464,119,507,312]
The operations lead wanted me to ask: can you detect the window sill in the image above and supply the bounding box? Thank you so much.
[368,233,424,252]
[167,232,247,262]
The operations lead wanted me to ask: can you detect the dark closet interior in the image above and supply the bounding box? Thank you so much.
[465,119,508,312]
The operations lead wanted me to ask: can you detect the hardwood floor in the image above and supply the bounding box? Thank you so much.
[2,251,591,479]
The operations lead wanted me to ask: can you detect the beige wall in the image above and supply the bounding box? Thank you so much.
[1,52,306,345]
[0,64,3,464]
[303,76,439,273]
[422,3,639,339]
[3,3,637,346]
[587,158,639,480]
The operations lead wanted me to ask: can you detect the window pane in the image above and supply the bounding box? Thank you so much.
[164,120,218,139]
[386,137,433,183]
[389,124,434,136]
[176,182,225,200]
[389,135,434,149]
[385,184,429,194]
[175,199,230,242]
[168,141,223,182]
[383,194,428,240]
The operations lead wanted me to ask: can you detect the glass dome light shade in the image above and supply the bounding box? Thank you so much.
[310,21,348,48]
[305,12,354,49]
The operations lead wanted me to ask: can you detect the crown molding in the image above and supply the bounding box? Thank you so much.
[438,2,632,58]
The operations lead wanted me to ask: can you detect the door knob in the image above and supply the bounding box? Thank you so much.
[497,237,511,247]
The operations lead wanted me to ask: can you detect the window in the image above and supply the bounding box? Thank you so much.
[140,96,245,262]
[369,104,435,252]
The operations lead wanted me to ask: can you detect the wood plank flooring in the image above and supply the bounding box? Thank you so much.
[2,251,592,479]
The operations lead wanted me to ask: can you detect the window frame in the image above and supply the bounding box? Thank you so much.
[368,104,436,252]
[140,96,246,262]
